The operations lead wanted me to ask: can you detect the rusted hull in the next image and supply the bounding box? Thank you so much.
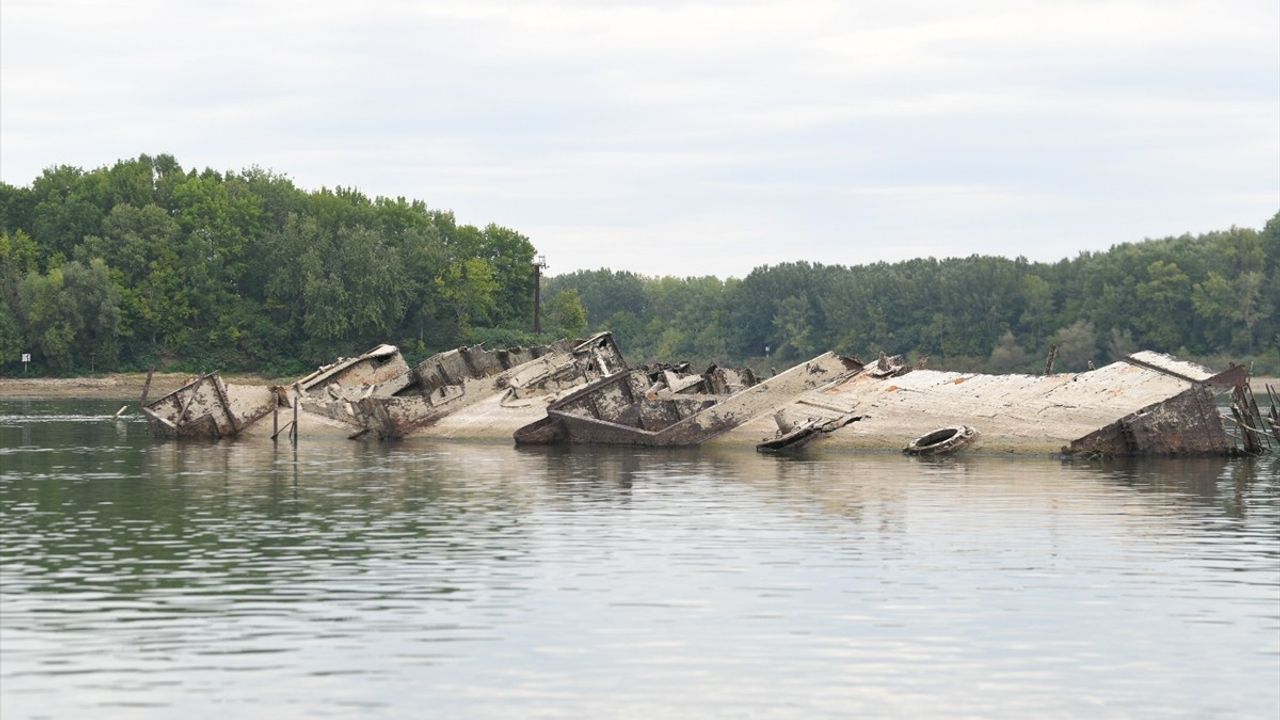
[139,336,1272,458]
[516,353,859,447]
[352,394,470,440]
[143,373,280,439]
[332,333,630,439]
[297,344,410,397]
[720,352,1272,457]
[1061,363,1252,457]
[1065,385,1230,456]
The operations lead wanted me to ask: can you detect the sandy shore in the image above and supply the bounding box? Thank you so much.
[4,371,1277,407]
[0,372,287,401]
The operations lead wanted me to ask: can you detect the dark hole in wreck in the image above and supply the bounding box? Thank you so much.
[915,428,959,447]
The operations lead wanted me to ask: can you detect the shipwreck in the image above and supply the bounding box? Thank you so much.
[139,331,1277,458]
[513,354,851,446]
[713,351,1276,457]
[140,333,630,442]
[338,332,627,439]
[140,372,284,440]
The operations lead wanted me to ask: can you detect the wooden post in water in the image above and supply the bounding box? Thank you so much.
[290,394,299,446]
[140,368,155,405]
[272,400,279,444]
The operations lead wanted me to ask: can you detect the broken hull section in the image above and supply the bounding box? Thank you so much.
[296,343,410,396]
[142,373,281,439]
[515,353,857,447]
[305,333,628,440]
[719,352,1267,457]
[138,330,1273,458]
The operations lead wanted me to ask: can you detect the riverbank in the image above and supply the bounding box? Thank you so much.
[4,371,1278,429]
[0,373,289,401]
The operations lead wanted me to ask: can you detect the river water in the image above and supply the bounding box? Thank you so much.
[1,399,1277,718]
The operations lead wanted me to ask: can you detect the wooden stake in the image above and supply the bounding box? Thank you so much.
[1043,344,1058,375]
[140,368,155,405]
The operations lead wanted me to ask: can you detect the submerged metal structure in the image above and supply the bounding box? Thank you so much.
[141,335,628,442]
[342,332,627,439]
[717,351,1274,457]
[514,353,857,446]
[141,372,283,440]
[138,331,1275,458]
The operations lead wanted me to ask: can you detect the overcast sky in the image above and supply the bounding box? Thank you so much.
[2,0,1277,276]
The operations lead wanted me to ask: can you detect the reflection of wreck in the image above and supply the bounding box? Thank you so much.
[514,354,856,446]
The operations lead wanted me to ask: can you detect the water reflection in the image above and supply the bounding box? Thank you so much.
[2,400,1277,719]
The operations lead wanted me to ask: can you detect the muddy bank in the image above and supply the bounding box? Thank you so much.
[0,373,287,401]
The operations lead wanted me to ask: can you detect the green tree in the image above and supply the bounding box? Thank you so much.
[435,257,499,335]
[547,289,588,338]
[0,301,20,364]
[772,294,815,361]
[1050,320,1098,372]
[1135,260,1192,350]
[17,259,121,372]
[989,330,1028,372]
[1019,274,1055,345]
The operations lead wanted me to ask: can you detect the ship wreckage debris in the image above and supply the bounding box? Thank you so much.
[140,332,1277,457]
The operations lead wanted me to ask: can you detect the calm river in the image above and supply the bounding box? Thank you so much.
[2,399,1278,718]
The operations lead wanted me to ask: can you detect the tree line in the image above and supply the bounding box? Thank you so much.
[1,154,1275,376]
[545,213,1279,374]
[0,154,588,375]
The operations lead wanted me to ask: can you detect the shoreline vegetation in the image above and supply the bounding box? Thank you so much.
[2,154,1277,380]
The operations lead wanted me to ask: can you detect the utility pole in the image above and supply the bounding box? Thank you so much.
[533,255,548,334]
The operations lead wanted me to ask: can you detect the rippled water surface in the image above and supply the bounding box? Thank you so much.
[2,399,1278,718]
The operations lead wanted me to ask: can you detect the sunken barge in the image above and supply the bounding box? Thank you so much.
[140,333,1277,458]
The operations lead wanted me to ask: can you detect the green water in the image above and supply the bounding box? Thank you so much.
[2,399,1278,718]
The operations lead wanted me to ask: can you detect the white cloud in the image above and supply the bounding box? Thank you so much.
[2,0,1277,277]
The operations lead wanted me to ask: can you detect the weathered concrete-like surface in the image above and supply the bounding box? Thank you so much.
[140,339,1269,457]
[142,373,281,439]
[718,352,1246,455]
[516,353,857,446]
[346,333,628,439]
[296,344,410,396]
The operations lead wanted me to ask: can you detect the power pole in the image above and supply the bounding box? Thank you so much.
[533,255,548,334]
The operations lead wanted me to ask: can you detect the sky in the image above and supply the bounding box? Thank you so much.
[2,0,1277,277]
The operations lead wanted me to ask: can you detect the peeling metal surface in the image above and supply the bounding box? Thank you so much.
[1065,363,1269,457]
[142,373,280,439]
[1065,385,1231,456]
[515,353,859,447]
[756,410,864,454]
[344,333,628,439]
[296,344,409,396]
[140,331,1270,457]
[722,353,1271,457]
